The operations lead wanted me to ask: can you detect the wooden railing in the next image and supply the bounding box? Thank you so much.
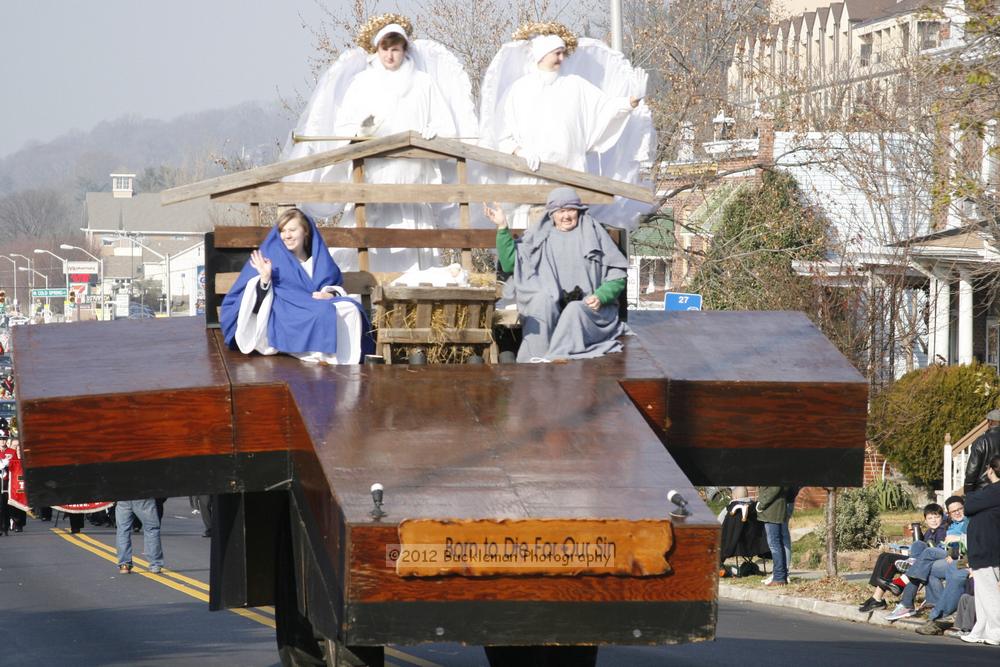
[942,419,987,496]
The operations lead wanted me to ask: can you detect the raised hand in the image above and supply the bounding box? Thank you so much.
[482,202,508,229]
[249,249,272,286]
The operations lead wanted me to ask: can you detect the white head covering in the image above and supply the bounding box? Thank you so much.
[530,34,565,63]
[373,23,409,47]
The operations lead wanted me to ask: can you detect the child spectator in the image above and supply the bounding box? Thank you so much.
[884,503,950,621]
[858,503,945,613]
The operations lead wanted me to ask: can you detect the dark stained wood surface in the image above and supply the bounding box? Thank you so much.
[12,310,868,640]
[13,317,230,399]
[348,524,718,604]
[627,311,866,383]
[13,319,234,470]
[219,349,716,525]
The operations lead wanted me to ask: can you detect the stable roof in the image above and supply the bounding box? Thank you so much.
[161,131,655,207]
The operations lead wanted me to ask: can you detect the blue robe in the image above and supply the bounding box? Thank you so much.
[220,215,373,358]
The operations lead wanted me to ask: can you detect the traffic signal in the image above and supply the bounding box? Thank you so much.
[68,292,76,305]
[0,290,5,305]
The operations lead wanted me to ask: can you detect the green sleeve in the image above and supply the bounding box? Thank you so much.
[756,486,782,511]
[593,278,626,305]
[496,227,516,273]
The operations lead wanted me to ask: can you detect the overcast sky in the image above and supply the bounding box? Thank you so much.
[0,1,352,158]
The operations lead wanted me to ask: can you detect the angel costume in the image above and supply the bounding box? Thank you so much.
[480,33,655,230]
[283,21,477,272]
[219,213,374,365]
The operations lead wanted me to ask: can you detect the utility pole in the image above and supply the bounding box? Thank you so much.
[610,0,623,52]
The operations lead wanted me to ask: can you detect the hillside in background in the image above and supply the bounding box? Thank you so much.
[0,100,292,199]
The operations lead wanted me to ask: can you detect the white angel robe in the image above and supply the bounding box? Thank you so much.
[234,256,364,365]
[495,70,633,228]
[332,57,457,272]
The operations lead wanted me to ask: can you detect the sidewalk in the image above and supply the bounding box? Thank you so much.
[718,569,925,633]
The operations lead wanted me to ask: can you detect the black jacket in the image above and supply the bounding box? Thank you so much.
[964,481,1000,569]
[964,426,1000,493]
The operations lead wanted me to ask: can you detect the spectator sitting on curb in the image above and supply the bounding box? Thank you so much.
[884,502,949,621]
[858,550,910,612]
[909,496,971,635]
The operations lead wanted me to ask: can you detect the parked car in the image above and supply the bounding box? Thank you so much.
[127,303,156,319]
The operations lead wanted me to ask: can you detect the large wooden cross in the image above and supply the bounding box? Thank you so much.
[13,309,865,665]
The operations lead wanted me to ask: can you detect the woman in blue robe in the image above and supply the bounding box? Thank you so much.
[220,209,373,364]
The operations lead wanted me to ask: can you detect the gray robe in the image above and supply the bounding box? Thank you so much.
[506,212,629,361]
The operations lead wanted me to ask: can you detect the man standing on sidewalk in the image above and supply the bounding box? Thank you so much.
[758,486,797,586]
[965,409,1000,493]
[115,499,164,574]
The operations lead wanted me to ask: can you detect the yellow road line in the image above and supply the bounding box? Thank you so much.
[54,529,435,665]
[385,647,444,667]
[52,528,274,627]
[70,530,213,593]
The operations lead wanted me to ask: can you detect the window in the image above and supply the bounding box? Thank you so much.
[860,35,873,67]
[918,21,940,50]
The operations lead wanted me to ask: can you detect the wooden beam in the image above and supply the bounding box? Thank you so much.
[457,158,473,271]
[353,159,369,272]
[163,132,655,206]
[161,133,414,205]
[216,270,378,296]
[214,227,509,250]
[377,328,494,344]
[210,183,615,205]
[375,285,497,302]
[381,147,455,160]
[411,135,657,204]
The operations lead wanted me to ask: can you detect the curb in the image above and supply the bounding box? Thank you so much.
[718,582,926,632]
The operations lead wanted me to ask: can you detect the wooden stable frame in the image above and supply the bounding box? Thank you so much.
[191,132,641,363]
[204,224,626,364]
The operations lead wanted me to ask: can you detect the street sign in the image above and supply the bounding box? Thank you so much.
[664,292,703,311]
[65,260,99,274]
[31,288,68,298]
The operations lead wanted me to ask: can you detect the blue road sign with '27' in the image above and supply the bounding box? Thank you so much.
[664,292,702,311]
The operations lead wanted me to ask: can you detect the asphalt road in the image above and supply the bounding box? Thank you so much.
[2,498,997,667]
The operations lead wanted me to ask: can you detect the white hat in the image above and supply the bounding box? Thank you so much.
[373,23,408,47]
[531,34,565,63]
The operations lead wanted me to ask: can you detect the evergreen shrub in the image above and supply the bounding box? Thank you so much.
[869,362,1000,487]
[823,486,882,550]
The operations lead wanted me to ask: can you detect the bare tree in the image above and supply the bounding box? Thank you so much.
[0,188,74,239]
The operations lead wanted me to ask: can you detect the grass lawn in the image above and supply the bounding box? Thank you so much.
[790,509,925,541]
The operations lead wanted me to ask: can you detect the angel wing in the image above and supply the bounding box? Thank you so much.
[478,40,533,152]
[564,38,656,230]
[281,48,369,163]
[409,39,478,139]
[279,48,369,218]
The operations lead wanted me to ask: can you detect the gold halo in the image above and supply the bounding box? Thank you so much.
[512,21,577,55]
[356,13,414,54]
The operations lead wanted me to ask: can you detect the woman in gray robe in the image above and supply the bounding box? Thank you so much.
[485,187,629,362]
